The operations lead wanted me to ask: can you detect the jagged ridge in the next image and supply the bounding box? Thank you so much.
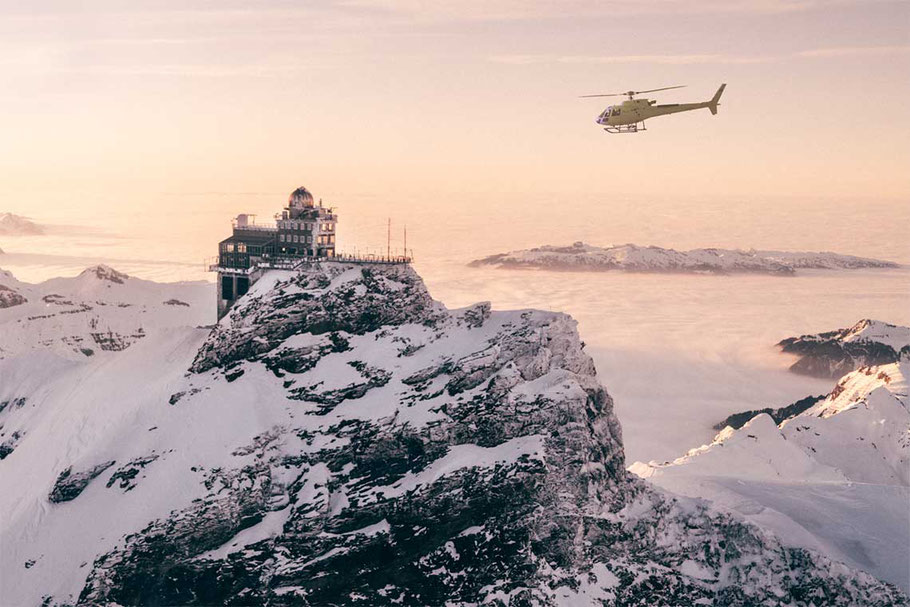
[71,263,905,605]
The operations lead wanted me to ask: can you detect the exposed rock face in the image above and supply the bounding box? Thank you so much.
[470,242,898,275]
[81,265,129,284]
[0,283,27,308]
[49,461,117,503]
[64,263,904,605]
[191,263,444,373]
[779,319,910,379]
[713,394,824,430]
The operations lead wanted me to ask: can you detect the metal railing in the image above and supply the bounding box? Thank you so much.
[333,253,412,264]
[207,252,413,273]
[231,222,277,232]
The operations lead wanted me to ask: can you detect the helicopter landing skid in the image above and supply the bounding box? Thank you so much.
[603,122,646,134]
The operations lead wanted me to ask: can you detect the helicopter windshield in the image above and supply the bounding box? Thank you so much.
[599,106,612,120]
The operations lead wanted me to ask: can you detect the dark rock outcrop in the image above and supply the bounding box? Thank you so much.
[713,394,825,430]
[49,461,116,503]
[779,319,910,379]
[191,263,443,373]
[0,284,27,308]
[81,265,129,284]
[106,455,160,492]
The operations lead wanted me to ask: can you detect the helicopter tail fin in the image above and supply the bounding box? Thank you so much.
[708,83,726,115]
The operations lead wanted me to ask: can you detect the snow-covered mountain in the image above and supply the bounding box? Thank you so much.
[0,212,43,236]
[779,319,910,378]
[632,355,910,592]
[0,265,212,361]
[1,263,905,605]
[470,242,898,275]
[0,266,211,463]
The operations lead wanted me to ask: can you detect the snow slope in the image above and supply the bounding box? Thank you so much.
[632,356,910,591]
[1,263,905,605]
[0,265,212,361]
[470,242,898,275]
[0,265,212,463]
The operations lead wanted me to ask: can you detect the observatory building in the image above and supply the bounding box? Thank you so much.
[278,187,338,258]
[212,186,338,318]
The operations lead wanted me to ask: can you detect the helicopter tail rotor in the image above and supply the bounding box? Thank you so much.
[708,83,726,115]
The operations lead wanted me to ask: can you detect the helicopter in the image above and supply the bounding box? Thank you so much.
[581,84,726,133]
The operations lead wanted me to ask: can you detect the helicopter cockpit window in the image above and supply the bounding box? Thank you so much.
[612,107,621,116]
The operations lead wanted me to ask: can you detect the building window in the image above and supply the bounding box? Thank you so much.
[237,243,247,253]
[279,234,285,242]
[225,243,235,252]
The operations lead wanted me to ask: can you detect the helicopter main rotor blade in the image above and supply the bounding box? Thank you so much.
[579,85,686,99]
[633,85,686,94]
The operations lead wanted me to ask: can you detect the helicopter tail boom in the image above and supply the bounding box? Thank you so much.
[708,83,726,115]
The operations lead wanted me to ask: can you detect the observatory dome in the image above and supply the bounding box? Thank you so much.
[289,186,315,208]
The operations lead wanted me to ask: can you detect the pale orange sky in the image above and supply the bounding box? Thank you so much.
[1,0,908,213]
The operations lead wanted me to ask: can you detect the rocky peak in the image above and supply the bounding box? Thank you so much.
[191,262,445,373]
[80,265,129,284]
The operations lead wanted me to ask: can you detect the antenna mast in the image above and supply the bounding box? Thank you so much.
[387,218,391,260]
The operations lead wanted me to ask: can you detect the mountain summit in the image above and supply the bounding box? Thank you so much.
[1,263,905,605]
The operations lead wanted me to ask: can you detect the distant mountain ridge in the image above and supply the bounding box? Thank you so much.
[779,319,910,379]
[470,242,898,275]
[0,212,43,236]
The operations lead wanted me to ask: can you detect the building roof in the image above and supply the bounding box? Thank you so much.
[289,186,315,208]
[219,231,276,246]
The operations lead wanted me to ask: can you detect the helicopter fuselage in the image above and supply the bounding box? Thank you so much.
[592,84,726,132]
[596,98,711,127]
